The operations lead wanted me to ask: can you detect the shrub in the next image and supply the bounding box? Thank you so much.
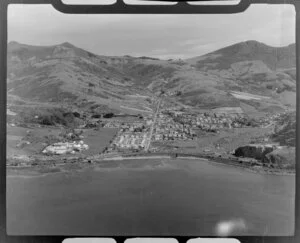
[73,112,81,118]
[103,113,114,118]
[266,84,273,89]
[59,128,82,141]
[91,114,101,118]
[40,115,55,125]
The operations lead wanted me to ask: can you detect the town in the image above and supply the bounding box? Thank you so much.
[100,103,285,155]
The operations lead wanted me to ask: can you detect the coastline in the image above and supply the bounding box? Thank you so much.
[99,155,295,176]
[102,155,171,160]
[6,153,295,177]
[205,157,295,176]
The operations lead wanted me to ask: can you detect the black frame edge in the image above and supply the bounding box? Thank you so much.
[0,1,299,243]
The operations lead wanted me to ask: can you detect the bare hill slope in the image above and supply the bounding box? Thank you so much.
[7,40,296,115]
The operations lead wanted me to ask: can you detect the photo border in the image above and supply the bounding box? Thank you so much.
[0,0,299,242]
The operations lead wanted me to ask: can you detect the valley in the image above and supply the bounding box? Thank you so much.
[6,40,296,175]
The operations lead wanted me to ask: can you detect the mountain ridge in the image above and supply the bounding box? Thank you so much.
[8,40,296,61]
[7,40,296,117]
[187,40,296,71]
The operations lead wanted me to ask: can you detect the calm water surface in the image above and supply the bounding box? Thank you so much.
[7,159,295,236]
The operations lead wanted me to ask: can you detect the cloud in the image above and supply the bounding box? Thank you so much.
[8,4,295,59]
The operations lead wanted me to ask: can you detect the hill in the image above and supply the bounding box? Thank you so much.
[188,40,295,70]
[7,40,296,117]
[185,40,296,113]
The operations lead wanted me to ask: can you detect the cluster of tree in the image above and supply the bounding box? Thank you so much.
[59,128,83,142]
[103,113,114,118]
[17,108,82,128]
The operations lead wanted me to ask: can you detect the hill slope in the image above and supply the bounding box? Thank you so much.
[188,40,295,70]
[186,40,296,112]
[7,40,296,116]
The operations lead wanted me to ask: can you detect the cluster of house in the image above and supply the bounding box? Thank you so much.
[103,121,148,132]
[195,114,247,130]
[103,121,123,128]
[168,111,252,131]
[119,122,148,133]
[102,120,150,152]
[42,141,89,155]
[109,132,149,151]
[257,112,284,127]
[153,113,196,141]
[101,108,288,154]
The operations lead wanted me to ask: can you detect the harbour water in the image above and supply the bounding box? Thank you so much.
[6,158,295,236]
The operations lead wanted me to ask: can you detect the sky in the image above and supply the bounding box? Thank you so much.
[8,3,295,59]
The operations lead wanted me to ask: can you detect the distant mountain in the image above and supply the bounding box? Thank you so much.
[7,41,97,60]
[185,40,296,112]
[7,41,178,114]
[187,40,295,70]
[7,40,296,116]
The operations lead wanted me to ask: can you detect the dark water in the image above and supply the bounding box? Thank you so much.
[7,159,295,236]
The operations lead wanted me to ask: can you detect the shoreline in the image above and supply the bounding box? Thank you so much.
[6,153,295,177]
[99,155,295,176]
[205,157,295,176]
[102,155,171,161]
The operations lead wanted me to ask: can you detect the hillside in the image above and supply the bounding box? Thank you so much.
[7,40,296,117]
[271,111,296,146]
[188,40,295,70]
[186,40,296,112]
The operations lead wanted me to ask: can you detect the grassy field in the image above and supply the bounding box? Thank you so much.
[196,127,273,153]
[171,140,199,153]
[81,128,118,156]
[170,127,273,154]
[7,125,62,157]
[231,91,270,100]
[7,125,118,159]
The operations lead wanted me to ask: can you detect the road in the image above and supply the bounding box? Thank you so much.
[145,98,161,151]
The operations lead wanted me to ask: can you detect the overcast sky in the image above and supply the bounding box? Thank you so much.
[8,3,295,59]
